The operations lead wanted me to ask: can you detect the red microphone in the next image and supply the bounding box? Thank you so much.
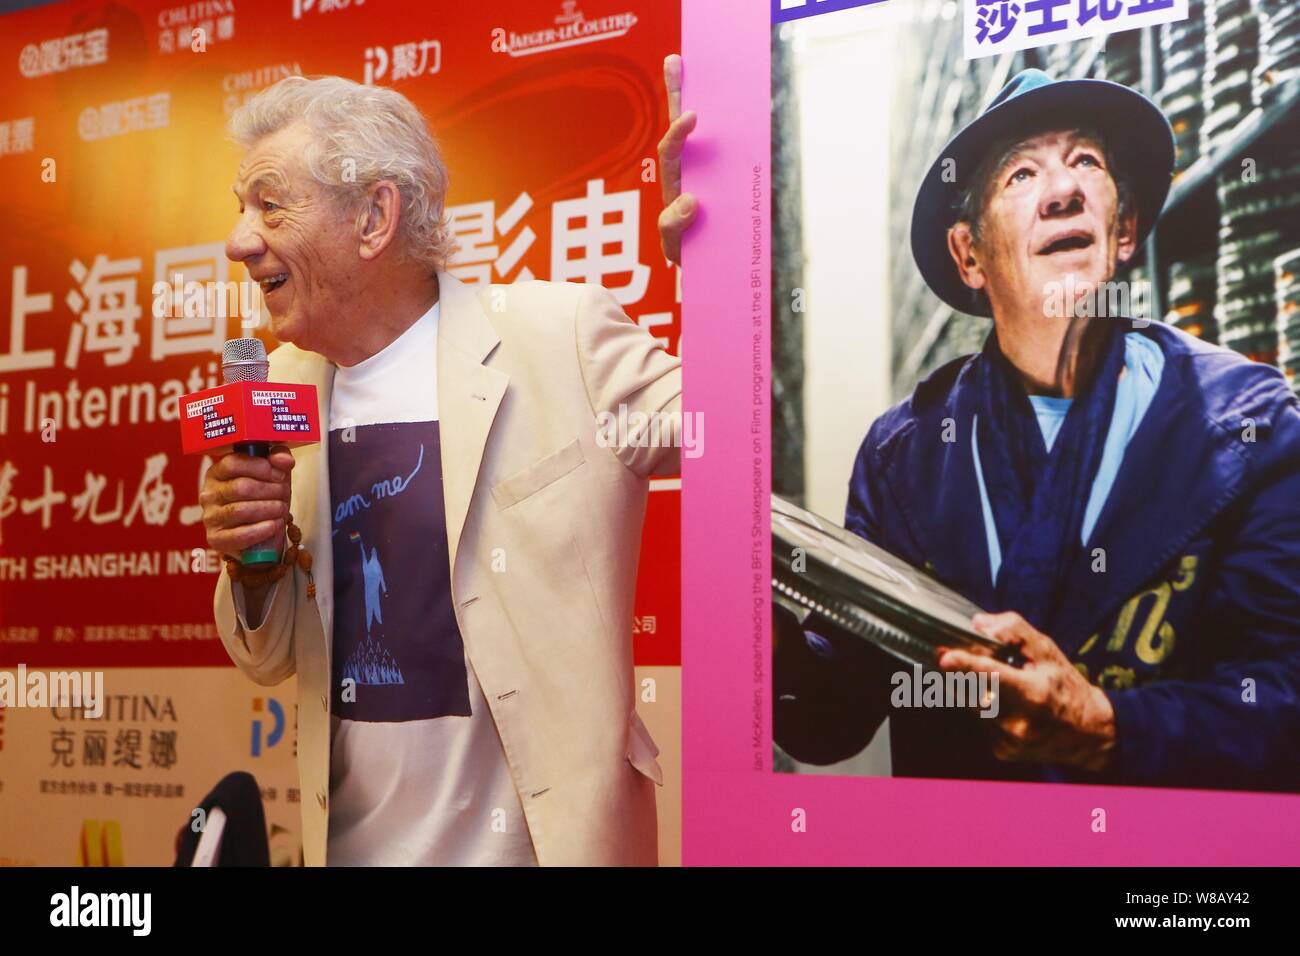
[179,338,320,569]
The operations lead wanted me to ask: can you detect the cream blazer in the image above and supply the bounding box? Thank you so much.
[213,273,681,866]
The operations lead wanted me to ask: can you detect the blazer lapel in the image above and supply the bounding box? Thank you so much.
[435,273,509,581]
[288,351,336,665]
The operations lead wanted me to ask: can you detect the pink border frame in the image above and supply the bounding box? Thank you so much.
[679,0,1300,866]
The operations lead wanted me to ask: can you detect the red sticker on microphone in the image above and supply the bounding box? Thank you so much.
[177,380,320,456]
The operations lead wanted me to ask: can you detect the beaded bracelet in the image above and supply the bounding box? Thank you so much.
[223,514,317,600]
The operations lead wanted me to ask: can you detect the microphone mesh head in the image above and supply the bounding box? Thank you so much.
[222,337,269,383]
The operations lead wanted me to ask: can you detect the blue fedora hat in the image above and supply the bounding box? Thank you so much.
[910,68,1175,318]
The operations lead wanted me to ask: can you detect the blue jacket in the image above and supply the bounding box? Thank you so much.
[774,323,1300,791]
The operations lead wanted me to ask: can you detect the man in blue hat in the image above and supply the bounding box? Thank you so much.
[765,70,1300,790]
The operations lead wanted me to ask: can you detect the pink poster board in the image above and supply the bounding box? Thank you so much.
[679,0,1300,866]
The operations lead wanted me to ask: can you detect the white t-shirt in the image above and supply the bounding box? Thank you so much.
[323,300,535,866]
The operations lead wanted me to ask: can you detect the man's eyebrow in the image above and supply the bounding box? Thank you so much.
[992,144,1034,176]
[994,133,1090,172]
[232,172,289,202]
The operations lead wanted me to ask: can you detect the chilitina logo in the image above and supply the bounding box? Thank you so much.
[490,1,637,57]
[251,697,285,756]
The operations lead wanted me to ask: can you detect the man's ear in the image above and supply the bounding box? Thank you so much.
[1114,204,1139,265]
[947,222,986,291]
[357,181,402,261]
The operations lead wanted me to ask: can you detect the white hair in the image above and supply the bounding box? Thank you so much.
[229,75,455,270]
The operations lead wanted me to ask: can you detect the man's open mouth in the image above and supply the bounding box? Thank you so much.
[1038,232,1094,255]
[259,273,289,294]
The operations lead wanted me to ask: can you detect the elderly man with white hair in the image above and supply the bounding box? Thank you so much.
[202,75,681,866]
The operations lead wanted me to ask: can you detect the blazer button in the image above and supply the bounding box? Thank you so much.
[317,791,327,810]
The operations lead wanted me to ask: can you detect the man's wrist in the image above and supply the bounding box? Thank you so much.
[1080,687,1118,773]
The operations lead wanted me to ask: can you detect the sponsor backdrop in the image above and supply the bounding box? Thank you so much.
[0,0,681,865]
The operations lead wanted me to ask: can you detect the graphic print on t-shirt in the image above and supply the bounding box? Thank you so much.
[341,530,403,686]
[329,420,470,723]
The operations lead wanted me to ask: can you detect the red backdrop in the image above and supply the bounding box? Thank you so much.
[0,0,680,669]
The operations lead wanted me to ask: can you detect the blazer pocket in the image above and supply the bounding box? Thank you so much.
[626,711,663,786]
[490,439,586,510]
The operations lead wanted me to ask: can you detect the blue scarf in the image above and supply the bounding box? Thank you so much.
[974,322,1128,631]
